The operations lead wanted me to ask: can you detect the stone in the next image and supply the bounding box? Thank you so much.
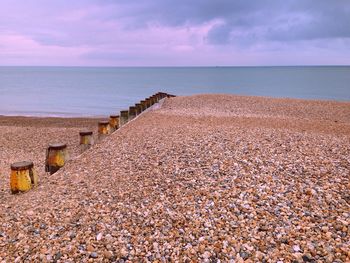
[0,95,349,262]
[103,251,113,259]
[293,245,301,252]
[96,232,103,241]
[87,245,94,252]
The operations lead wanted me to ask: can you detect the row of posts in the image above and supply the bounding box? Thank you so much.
[10,92,175,194]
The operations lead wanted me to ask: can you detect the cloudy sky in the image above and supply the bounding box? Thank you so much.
[0,0,349,66]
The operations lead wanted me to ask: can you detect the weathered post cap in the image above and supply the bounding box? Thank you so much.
[48,143,67,150]
[110,115,119,118]
[11,161,34,171]
[79,130,93,136]
[98,120,109,125]
[120,110,128,115]
[129,106,136,114]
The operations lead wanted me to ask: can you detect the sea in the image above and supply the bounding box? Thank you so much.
[0,66,349,117]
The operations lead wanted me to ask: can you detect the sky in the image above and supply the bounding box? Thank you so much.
[0,0,350,66]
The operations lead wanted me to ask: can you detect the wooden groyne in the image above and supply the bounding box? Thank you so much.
[9,91,175,193]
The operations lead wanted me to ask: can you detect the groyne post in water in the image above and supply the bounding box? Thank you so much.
[109,115,119,132]
[119,110,129,127]
[45,143,68,175]
[79,130,94,153]
[10,161,38,194]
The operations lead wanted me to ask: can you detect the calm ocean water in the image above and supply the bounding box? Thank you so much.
[0,66,349,117]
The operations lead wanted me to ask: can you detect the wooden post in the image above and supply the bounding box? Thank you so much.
[98,120,110,139]
[10,161,38,194]
[135,103,142,115]
[79,130,94,153]
[140,100,147,111]
[150,95,156,105]
[146,98,152,108]
[45,143,68,175]
[120,110,129,127]
[128,106,137,121]
[109,115,119,132]
[154,93,160,103]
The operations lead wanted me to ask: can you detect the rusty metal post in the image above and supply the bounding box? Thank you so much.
[45,143,68,175]
[120,110,129,127]
[10,161,38,194]
[128,106,137,121]
[98,120,110,139]
[79,130,94,153]
[135,103,142,115]
[109,115,119,132]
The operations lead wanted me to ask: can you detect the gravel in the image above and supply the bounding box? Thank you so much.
[0,94,349,262]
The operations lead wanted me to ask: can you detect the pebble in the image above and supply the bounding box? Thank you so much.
[293,245,301,252]
[96,232,103,241]
[87,245,94,252]
[103,251,113,259]
[0,95,349,262]
[302,254,314,262]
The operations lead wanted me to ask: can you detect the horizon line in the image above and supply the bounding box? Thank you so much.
[0,65,350,68]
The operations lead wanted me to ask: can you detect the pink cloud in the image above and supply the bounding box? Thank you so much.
[0,1,349,66]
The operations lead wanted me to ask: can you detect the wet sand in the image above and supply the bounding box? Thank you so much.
[0,94,349,262]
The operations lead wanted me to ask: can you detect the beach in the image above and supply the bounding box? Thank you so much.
[0,117,99,196]
[0,94,349,262]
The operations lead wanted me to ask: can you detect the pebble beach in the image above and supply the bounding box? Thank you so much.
[0,94,349,262]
